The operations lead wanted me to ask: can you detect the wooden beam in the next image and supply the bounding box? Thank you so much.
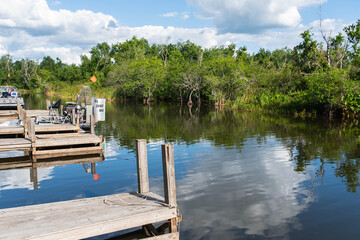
[24,110,28,138]
[33,146,103,156]
[136,139,149,193]
[16,100,20,119]
[161,144,177,208]
[90,114,95,134]
[143,224,159,237]
[72,108,75,124]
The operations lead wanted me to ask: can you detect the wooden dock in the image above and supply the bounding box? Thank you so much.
[0,105,103,157]
[0,140,181,239]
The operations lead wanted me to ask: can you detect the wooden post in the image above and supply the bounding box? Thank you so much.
[90,114,95,134]
[72,108,76,125]
[60,105,63,116]
[162,144,177,208]
[28,117,36,158]
[136,139,149,193]
[162,144,177,233]
[77,112,80,126]
[23,110,28,138]
[17,100,21,119]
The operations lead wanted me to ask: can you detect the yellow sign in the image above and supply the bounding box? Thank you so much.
[90,75,97,83]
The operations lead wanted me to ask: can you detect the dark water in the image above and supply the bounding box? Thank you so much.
[2,95,360,239]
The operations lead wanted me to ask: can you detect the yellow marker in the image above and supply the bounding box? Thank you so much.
[90,75,97,83]
[7,73,10,78]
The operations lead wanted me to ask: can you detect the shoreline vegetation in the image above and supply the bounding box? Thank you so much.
[3,20,360,119]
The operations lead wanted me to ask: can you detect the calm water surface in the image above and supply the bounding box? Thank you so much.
[1,95,360,239]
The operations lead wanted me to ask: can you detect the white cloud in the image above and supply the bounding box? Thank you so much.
[0,168,53,190]
[161,12,178,18]
[182,12,190,20]
[187,0,327,33]
[150,138,313,237]
[53,1,61,5]
[0,0,346,64]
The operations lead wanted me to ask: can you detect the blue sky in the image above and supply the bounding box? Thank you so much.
[0,0,359,64]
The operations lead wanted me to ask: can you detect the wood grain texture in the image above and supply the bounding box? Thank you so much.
[136,139,149,193]
[162,144,177,208]
[0,126,24,134]
[0,192,176,240]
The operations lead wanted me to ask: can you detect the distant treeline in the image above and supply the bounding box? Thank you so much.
[2,20,360,117]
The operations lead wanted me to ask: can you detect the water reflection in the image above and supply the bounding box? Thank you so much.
[0,154,104,192]
[2,96,360,239]
[101,103,360,194]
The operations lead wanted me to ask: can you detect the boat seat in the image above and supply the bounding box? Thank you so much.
[49,99,62,110]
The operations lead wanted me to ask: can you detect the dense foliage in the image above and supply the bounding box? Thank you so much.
[3,20,360,117]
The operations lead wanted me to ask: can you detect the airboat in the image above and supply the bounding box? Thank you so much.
[35,86,105,130]
[0,85,24,110]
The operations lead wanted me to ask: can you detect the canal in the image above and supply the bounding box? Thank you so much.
[1,95,360,239]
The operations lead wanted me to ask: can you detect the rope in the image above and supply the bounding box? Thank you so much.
[102,194,171,207]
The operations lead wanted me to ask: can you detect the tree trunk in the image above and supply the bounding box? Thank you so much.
[188,91,193,106]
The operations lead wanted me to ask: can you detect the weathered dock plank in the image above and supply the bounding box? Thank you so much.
[0,126,24,134]
[0,192,176,240]
[0,138,31,151]
[35,124,79,133]
[35,134,101,147]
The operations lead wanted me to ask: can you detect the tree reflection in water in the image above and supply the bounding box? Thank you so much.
[98,102,360,193]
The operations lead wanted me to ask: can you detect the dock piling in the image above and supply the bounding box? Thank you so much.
[162,144,177,208]
[136,139,149,193]
[90,114,95,134]
[72,108,75,124]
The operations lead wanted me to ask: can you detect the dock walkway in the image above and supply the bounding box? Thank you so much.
[0,192,177,240]
[0,140,180,239]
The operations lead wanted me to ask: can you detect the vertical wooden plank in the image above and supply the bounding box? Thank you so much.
[170,218,177,233]
[162,144,177,208]
[23,110,28,138]
[72,108,76,125]
[90,114,95,134]
[60,105,63,116]
[28,117,36,157]
[17,100,20,119]
[136,139,149,193]
[77,112,80,126]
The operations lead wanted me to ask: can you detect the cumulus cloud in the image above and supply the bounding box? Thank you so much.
[0,0,345,64]
[187,0,327,33]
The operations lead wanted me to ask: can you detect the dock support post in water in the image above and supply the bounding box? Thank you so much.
[135,140,180,237]
[136,139,149,193]
[162,144,178,233]
[90,114,95,134]
[27,117,36,159]
[72,108,76,125]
